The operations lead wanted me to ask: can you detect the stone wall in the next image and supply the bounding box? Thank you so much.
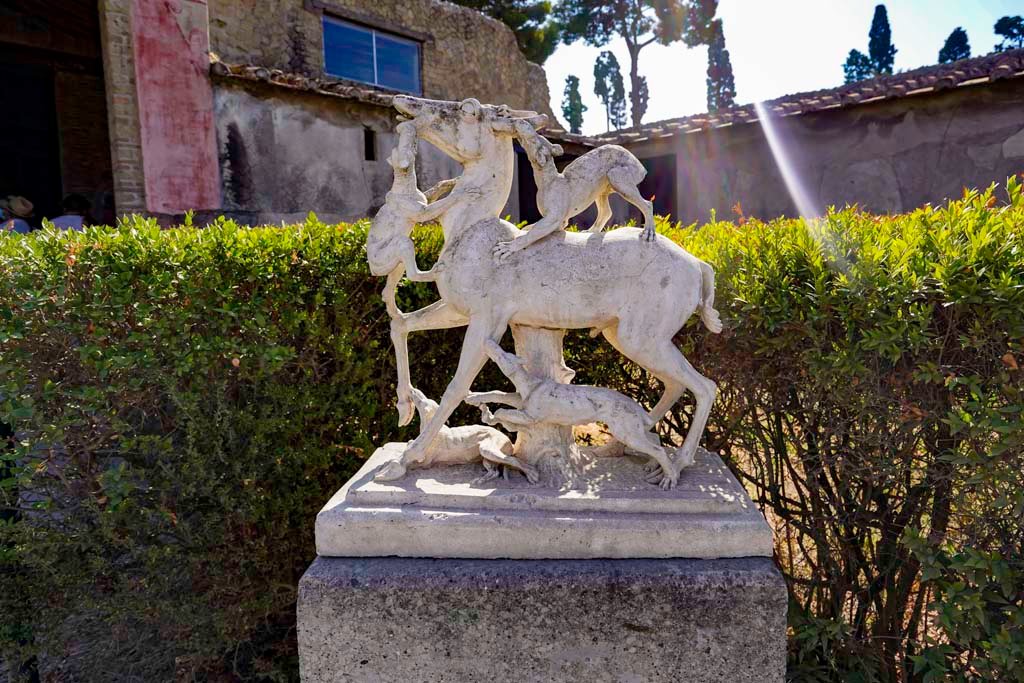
[623,79,1024,225]
[54,72,114,199]
[213,80,485,224]
[207,0,554,117]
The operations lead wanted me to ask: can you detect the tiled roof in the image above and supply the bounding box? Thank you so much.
[598,48,1024,145]
[210,56,399,107]
[209,56,591,146]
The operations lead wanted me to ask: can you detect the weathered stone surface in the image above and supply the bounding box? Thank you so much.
[315,445,774,559]
[623,79,1024,225]
[207,0,555,117]
[297,555,787,682]
[212,84,462,223]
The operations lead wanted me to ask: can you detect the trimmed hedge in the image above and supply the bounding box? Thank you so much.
[2,181,1022,682]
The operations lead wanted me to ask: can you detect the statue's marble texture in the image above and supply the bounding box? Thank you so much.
[301,95,785,682]
[351,95,761,560]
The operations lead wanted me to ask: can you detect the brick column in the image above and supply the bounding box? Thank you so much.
[99,0,147,215]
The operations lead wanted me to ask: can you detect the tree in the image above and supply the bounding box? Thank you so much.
[450,0,560,64]
[634,75,649,123]
[868,4,896,75]
[557,0,718,127]
[842,4,897,84]
[594,51,627,131]
[938,27,970,64]
[994,15,1024,51]
[705,19,735,112]
[561,75,587,134]
[843,49,873,84]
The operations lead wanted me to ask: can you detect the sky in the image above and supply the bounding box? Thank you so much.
[544,0,1021,135]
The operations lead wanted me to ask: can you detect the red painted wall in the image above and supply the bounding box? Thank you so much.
[132,0,220,213]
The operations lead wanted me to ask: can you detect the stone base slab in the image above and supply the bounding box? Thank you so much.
[315,444,774,559]
[297,555,787,683]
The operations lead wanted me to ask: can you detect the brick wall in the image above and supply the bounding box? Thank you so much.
[98,0,147,213]
[207,0,554,117]
[54,71,114,197]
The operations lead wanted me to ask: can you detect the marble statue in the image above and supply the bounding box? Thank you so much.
[375,387,540,484]
[374,95,722,489]
[469,340,683,488]
[493,119,655,262]
[366,121,458,281]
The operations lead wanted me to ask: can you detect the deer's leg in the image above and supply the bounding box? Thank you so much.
[390,300,469,426]
[607,166,655,241]
[379,316,508,480]
[589,192,612,233]
[620,339,716,478]
[601,325,680,430]
[603,322,716,487]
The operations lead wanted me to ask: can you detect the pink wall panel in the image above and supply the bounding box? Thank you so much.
[132,0,220,213]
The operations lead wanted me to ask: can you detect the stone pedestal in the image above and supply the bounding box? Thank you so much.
[298,444,786,681]
[298,555,786,682]
[315,444,773,560]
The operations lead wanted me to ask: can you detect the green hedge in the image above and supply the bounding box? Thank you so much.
[2,181,1022,682]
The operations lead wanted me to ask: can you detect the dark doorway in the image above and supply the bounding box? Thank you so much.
[638,154,677,221]
[0,63,62,223]
[0,0,114,227]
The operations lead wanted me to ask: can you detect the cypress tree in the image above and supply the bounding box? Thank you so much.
[561,75,587,134]
[868,4,896,75]
[594,51,628,131]
[705,19,735,111]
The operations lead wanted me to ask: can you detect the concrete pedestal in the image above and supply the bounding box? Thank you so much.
[297,555,786,682]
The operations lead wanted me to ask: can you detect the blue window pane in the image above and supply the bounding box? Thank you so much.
[324,19,374,84]
[375,33,421,94]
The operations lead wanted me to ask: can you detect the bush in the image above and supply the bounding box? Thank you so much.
[2,182,1022,682]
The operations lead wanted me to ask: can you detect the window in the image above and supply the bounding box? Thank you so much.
[323,17,421,94]
[363,128,376,161]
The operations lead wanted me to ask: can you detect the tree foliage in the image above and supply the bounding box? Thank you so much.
[843,4,898,84]
[938,27,970,64]
[561,74,587,134]
[705,19,735,112]
[3,182,1024,681]
[844,49,874,84]
[994,15,1024,52]
[868,4,897,75]
[450,0,560,63]
[661,179,1024,682]
[593,51,627,131]
[556,0,718,127]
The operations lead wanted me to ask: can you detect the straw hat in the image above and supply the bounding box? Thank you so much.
[1,196,34,218]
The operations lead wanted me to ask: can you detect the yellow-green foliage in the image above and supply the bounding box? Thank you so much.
[1,181,1022,682]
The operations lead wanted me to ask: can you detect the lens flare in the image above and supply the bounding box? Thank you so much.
[753,101,820,220]
[753,101,847,270]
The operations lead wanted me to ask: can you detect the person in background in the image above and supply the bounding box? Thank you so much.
[1,195,34,234]
[50,193,91,231]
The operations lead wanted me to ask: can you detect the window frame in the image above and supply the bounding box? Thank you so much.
[321,14,423,95]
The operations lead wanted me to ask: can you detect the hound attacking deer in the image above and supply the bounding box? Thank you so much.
[371,95,722,489]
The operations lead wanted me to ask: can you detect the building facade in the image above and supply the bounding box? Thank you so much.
[607,50,1024,225]
[2,0,562,225]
